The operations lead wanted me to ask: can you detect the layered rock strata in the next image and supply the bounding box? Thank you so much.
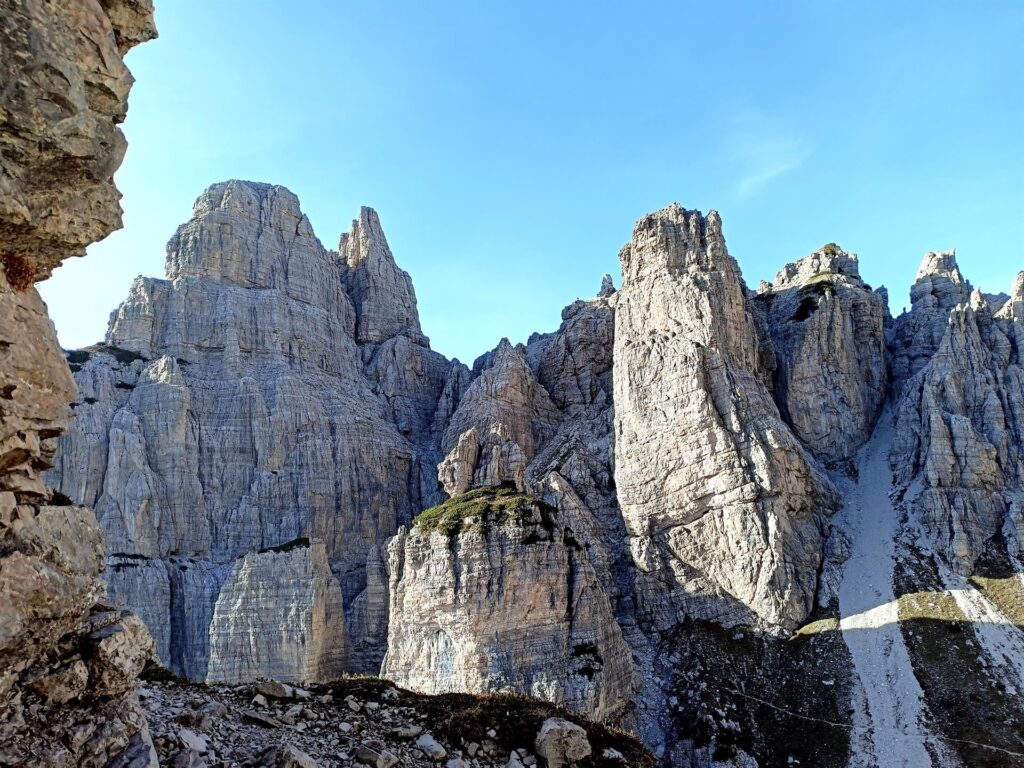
[207,539,346,685]
[754,245,888,461]
[612,204,840,634]
[382,487,633,722]
[0,0,157,764]
[49,180,455,678]
[893,255,1024,573]
[48,167,1024,766]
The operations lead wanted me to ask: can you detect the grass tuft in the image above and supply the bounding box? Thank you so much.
[413,484,557,538]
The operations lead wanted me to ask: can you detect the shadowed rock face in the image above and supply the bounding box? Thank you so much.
[0,1,157,765]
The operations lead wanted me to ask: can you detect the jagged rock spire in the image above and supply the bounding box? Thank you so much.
[340,207,426,345]
[613,203,838,633]
[995,271,1024,320]
[890,249,974,394]
[771,243,863,289]
[915,248,964,282]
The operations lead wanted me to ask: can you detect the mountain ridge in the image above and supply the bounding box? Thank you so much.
[46,177,1024,766]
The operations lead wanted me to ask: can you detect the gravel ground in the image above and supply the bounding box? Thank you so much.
[139,673,654,768]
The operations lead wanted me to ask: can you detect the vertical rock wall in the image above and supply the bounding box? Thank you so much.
[49,180,450,679]
[0,1,158,764]
[207,539,345,684]
[754,246,888,461]
[611,204,839,634]
[382,491,634,722]
[892,255,1024,572]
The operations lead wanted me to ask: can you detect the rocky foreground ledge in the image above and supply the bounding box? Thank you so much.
[138,672,654,768]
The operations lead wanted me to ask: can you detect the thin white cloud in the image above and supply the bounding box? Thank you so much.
[728,117,812,199]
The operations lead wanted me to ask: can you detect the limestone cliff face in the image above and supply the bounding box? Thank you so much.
[755,246,888,461]
[46,167,1024,766]
[49,180,443,679]
[0,1,157,765]
[893,255,1024,573]
[207,539,345,685]
[889,250,972,396]
[381,489,634,723]
[612,204,839,634]
[438,340,561,494]
[341,206,426,346]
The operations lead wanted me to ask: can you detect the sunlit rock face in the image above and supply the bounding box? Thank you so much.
[889,250,972,396]
[207,539,346,685]
[47,167,1024,767]
[0,1,158,764]
[381,490,634,723]
[611,204,839,635]
[50,180,452,678]
[893,256,1024,573]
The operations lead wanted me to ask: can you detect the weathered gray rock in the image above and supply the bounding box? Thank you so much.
[0,0,156,282]
[0,268,77,500]
[50,180,441,678]
[341,206,426,346]
[889,250,972,396]
[38,138,1024,768]
[893,274,1024,573]
[754,245,887,459]
[382,489,634,722]
[354,740,399,768]
[207,539,345,684]
[534,717,591,768]
[612,204,839,634]
[0,1,157,764]
[439,340,561,494]
[995,271,1024,321]
[261,743,323,768]
[415,733,447,760]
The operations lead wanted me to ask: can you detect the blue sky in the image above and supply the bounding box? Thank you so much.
[40,1,1023,364]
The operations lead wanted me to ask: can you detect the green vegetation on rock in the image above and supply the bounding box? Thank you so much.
[65,344,147,366]
[895,539,1024,767]
[413,484,557,537]
[259,537,311,554]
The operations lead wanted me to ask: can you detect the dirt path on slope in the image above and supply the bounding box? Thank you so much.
[837,413,944,768]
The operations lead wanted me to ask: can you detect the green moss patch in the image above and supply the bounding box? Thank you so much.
[413,484,556,537]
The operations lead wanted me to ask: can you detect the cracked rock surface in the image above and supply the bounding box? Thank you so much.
[0,0,157,765]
